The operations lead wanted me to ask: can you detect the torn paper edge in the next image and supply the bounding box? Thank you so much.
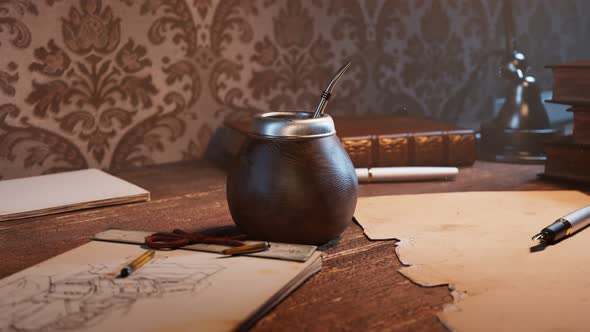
[394,240,466,330]
[356,215,465,330]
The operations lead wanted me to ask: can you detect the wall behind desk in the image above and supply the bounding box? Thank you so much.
[1,0,588,179]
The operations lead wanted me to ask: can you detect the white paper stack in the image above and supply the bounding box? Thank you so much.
[0,169,150,222]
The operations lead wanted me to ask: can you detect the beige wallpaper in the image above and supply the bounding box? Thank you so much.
[0,0,588,179]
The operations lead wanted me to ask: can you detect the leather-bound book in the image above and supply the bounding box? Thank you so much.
[542,61,590,182]
[544,137,590,183]
[333,116,476,167]
[546,61,590,106]
[220,116,476,168]
[570,106,590,144]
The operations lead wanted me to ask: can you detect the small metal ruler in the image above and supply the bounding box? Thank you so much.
[93,229,317,262]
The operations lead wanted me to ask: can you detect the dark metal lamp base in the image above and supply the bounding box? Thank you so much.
[479,122,559,164]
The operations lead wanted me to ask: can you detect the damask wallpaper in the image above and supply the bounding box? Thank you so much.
[0,0,588,179]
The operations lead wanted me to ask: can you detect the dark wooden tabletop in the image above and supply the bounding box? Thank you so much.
[0,161,584,331]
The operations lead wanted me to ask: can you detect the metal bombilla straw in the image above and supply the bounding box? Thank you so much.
[312,61,351,118]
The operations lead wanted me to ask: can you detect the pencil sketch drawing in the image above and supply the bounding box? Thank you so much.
[0,259,224,332]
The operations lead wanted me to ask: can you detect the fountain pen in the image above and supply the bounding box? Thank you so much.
[532,205,590,244]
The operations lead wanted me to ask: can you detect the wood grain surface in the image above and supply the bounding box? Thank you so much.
[0,160,584,331]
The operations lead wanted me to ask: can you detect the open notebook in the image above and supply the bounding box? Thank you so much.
[0,169,149,222]
[0,240,322,331]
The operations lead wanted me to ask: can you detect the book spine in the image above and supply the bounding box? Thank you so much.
[551,68,590,105]
[571,107,590,144]
[340,131,476,167]
[544,141,590,183]
[446,130,477,166]
[340,136,375,168]
[410,132,445,165]
[376,135,410,166]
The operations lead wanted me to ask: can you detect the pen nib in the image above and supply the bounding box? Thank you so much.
[531,233,544,241]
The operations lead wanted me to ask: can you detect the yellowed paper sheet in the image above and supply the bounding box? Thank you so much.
[0,169,149,222]
[355,191,590,332]
[0,241,321,332]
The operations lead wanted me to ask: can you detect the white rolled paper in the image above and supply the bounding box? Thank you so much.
[355,167,459,183]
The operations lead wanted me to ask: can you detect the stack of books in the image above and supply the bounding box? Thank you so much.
[544,61,590,183]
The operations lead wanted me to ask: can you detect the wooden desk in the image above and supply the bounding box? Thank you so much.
[0,161,582,331]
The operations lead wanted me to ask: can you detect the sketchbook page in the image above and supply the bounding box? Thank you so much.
[355,191,590,332]
[0,241,322,332]
[0,169,149,222]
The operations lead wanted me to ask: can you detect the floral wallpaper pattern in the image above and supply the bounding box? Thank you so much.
[0,0,588,179]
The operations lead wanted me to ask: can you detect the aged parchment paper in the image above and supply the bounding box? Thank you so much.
[355,191,590,332]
